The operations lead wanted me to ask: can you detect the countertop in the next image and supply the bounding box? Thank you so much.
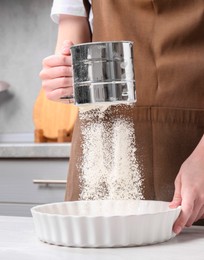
[0,216,203,260]
[0,143,71,158]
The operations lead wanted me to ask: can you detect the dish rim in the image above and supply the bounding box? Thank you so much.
[31,200,181,218]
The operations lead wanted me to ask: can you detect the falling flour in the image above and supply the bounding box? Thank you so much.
[78,105,144,200]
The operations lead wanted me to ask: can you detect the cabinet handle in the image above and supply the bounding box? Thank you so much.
[33,179,67,185]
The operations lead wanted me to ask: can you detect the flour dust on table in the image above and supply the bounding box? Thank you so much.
[78,105,144,200]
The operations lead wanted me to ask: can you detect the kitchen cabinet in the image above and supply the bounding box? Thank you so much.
[0,143,71,217]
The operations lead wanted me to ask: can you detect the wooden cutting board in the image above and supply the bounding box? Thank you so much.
[33,88,78,141]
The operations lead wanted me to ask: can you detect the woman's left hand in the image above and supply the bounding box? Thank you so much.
[169,135,204,234]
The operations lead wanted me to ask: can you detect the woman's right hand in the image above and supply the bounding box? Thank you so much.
[39,40,74,103]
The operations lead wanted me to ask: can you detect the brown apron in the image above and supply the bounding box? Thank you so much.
[65,0,204,224]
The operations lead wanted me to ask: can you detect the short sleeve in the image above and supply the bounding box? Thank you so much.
[51,0,87,24]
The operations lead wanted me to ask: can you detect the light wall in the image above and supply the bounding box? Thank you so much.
[0,0,57,134]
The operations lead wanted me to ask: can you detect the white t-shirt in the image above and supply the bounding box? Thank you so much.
[51,0,93,31]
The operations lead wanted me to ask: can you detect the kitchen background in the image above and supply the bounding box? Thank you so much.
[0,0,57,136]
[0,0,71,217]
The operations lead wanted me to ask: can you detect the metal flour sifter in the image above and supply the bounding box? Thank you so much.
[64,41,136,106]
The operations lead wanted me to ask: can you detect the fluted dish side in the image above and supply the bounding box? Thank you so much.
[31,200,181,248]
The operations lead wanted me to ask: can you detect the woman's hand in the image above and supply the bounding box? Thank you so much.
[170,135,204,234]
[39,40,74,103]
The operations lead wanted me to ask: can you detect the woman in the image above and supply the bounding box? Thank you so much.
[40,0,204,234]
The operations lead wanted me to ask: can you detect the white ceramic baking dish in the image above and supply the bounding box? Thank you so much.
[31,200,181,248]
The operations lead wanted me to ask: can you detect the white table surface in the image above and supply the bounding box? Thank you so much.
[0,216,203,260]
